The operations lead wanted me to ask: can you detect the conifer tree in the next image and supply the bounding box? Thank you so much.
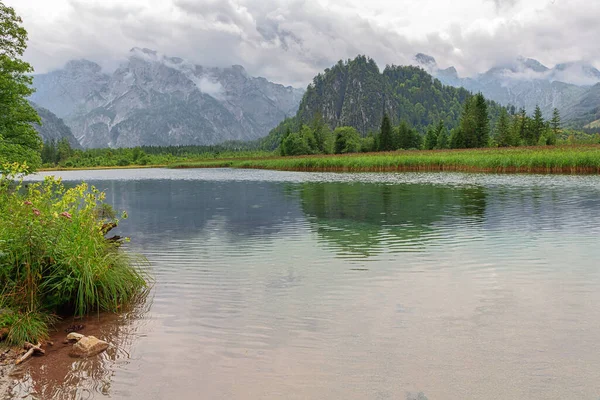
[378,114,394,151]
[550,108,561,137]
[529,105,545,145]
[435,121,448,149]
[424,126,437,150]
[496,108,512,147]
[473,93,490,147]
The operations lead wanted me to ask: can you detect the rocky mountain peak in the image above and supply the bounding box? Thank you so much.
[414,53,437,68]
[517,57,549,73]
[553,61,600,84]
[30,49,305,148]
[64,59,103,73]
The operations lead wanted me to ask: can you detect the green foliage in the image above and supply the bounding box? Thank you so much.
[41,137,74,165]
[360,133,376,153]
[0,2,42,172]
[435,121,448,149]
[378,114,394,151]
[449,128,464,149]
[495,108,512,147]
[311,113,334,154]
[0,165,147,345]
[175,145,600,174]
[334,126,361,154]
[459,93,489,148]
[281,129,312,156]
[551,108,561,137]
[40,143,274,169]
[296,56,484,135]
[0,310,52,345]
[529,105,545,145]
[424,126,437,150]
[396,120,421,150]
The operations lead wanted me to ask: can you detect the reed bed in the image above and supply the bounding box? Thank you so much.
[170,145,600,174]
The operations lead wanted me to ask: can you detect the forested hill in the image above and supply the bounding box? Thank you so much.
[298,55,478,134]
[262,55,505,150]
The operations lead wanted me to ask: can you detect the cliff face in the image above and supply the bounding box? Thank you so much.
[30,48,304,148]
[30,102,81,149]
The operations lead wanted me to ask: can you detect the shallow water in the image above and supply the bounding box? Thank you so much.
[12,169,600,399]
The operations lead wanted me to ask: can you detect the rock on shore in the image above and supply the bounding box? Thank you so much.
[69,336,109,358]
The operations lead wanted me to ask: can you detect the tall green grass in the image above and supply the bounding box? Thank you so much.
[0,163,148,345]
[170,145,600,174]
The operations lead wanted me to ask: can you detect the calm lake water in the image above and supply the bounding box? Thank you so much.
[11,169,600,399]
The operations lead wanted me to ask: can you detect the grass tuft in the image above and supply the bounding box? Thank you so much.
[0,163,148,346]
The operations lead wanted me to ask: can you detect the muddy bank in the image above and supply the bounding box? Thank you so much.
[3,311,138,399]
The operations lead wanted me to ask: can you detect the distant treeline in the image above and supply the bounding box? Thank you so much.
[274,94,599,156]
[41,95,599,168]
[41,140,266,168]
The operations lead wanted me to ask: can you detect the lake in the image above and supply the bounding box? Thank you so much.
[11,168,600,399]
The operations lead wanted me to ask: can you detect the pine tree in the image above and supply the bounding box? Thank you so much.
[41,139,57,165]
[378,114,394,151]
[473,93,490,147]
[424,126,437,150]
[435,121,448,149]
[515,107,528,145]
[495,109,511,147]
[449,128,464,149]
[529,105,545,145]
[57,137,74,162]
[460,99,477,148]
[550,108,561,137]
[311,113,333,154]
[396,120,414,150]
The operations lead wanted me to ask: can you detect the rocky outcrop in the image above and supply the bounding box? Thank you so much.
[30,48,304,148]
[295,55,473,135]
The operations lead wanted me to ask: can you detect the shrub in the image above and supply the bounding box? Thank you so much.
[0,163,148,345]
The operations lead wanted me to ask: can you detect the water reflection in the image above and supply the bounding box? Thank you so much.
[98,180,304,244]
[9,170,600,400]
[300,183,487,257]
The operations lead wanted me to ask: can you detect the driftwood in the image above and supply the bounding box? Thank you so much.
[101,222,117,235]
[102,223,124,245]
[15,342,44,365]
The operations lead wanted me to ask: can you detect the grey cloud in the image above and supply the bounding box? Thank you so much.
[68,0,143,19]
[487,0,519,11]
[18,0,600,88]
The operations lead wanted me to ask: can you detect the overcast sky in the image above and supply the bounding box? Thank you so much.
[9,0,600,87]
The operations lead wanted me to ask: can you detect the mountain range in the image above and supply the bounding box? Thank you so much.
[29,49,600,149]
[30,48,304,148]
[30,102,81,149]
[414,53,600,128]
